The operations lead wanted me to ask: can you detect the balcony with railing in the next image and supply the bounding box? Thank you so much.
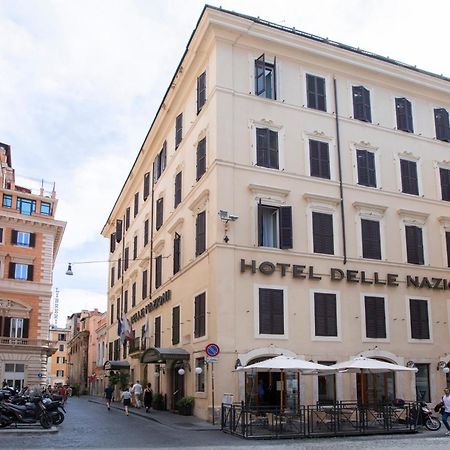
[129,337,148,358]
[0,337,58,349]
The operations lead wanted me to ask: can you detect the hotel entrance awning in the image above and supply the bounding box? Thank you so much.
[140,347,190,364]
[103,360,130,370]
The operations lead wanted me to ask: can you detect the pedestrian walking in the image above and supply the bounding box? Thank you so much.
[104,385,114,411]
[144,383,153,413]
[442,388,450,435]
[121,386,132,416]
[131,380,143,408]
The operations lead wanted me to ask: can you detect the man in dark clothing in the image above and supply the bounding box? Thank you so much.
[104,385,114,410]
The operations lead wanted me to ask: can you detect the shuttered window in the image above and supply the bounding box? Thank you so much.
[172,306,180,345]
[133,235,138,260]
[439,168,450,201]
[175,113,183,148]
[143,172,150,201]
[196,138,206,181]
[256,128,279,169]
[156,198,164,230]
[195,211,206,256]
[125,207,130,230]
[197,71,206,114]
[124,290,128,314]
[306,74,326,111]
[364,296,386,339]
[312,212,334,255]
[361,219,381,260]
[8,263,33,281]
[194,293,206,338]
[110,303,114,324]
[254,53,276,99]
[405,225,424,265]
[155,255,162,289]
[154,316,161,348]
[142,270,148,299]
[400,159,419,195]
[434,108,450,142]
[257,204,292,249]
[409,299,430,339]
[134,192,139,217]
[356,149,376,187]
[258,288,284,335]
[115,219,123,243]
[314,293,337,337]
[11,231,35,247]
[110,267,115,288]
[174,171,182,208]
[131,282,136,307]
[395,97,414,133]
[110,233,116,253]
[124,247,129,271]
[173,232,181,275]
[117,258,121,279]
[309,140,330,179]
[446,231,450,268]
[352,86,371,122]
[144,220,149,246]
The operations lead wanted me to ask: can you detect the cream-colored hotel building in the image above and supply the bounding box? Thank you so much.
[102,6,450,419]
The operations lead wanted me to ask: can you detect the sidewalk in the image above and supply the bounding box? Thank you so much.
[86,396,220,431]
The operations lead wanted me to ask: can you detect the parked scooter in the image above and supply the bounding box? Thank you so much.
[414,401,441,431]
[0,395,53,429]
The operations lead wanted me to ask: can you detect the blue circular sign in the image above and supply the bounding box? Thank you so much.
[205,343,220,357]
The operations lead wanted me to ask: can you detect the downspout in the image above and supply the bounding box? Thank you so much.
[333,77,347,264]
[149,169,155,299]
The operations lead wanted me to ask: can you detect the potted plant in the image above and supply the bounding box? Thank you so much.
[176,396,195,416]
[152,392,165,410]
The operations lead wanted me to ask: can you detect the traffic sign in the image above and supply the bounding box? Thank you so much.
[205,343,220,357]
[206,357,218,363]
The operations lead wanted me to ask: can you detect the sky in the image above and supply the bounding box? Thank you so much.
[0,0,449,327]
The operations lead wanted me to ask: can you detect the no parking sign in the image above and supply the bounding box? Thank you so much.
[205,343,220,357]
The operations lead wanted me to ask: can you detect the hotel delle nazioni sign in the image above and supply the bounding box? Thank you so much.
[240,259,450,290]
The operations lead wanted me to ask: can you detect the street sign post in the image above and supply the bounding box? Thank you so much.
[205,343,220,425]
[205,343,220,357]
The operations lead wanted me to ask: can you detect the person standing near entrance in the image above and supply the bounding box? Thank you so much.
[104,384,114,411]
[121,386,132,416]
[131,380,143,408]
[442,388,450,435]
[144,383,153,413]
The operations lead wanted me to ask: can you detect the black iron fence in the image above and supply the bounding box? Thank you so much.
[221,401,418,439]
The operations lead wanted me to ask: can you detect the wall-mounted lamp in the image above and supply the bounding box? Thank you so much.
[234,358,242,370]
[437,361,450,373]
[177,361,191,376]
[406,361,416,368]
[218,210,239,243]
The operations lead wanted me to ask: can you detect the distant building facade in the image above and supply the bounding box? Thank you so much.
[0,143,66,388]
[47,326,70,385]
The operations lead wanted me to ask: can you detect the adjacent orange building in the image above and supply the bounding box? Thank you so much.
[0,142,66,388]
[47,326,70,386]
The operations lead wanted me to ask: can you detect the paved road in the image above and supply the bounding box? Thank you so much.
[2,397,450,449]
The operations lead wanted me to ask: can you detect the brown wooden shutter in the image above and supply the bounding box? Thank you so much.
[196,138,206,181]
[279,206,293,249]
[11,230,18,245]
[22,318,29,339]
[259,288,284,334]
[3,317,11,337]
[313,212,334,254]
[143,172,150,200]
[172,306,180,345]
[156,198,164,230]
[174,172,182,208]
[27,265,34,281]
[364,296,386,338]
[314,293,337,336]
[173,233,181,275]
[195,211,206,256]
[8,262,16,279]
[29,233,36,247]
[155,255,162,289]
[410,299,429,339]
[361,219,381,260]
[110,233,116,253]
[154,316,161,347]
[405,225,424,265]
[115,220,123,243]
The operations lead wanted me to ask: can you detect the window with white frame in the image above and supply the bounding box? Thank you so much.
[356,149,376,187]
[256,127,279,169]
[364,296,387,339]
[400,158,419,195]
[306,74,326,111]
[361,219,382,260]
[255,54,276,100]
[312,211,334,255]
[258,288,284,335]
[309,139,330,179]
[313,292,338,337]
[257,203,292,249]
[409,298,430,340]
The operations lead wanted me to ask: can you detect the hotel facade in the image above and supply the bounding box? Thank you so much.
[102,7,450,419]
[0,143,65,388]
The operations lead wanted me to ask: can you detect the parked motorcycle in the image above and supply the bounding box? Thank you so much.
[0,395,53,429]
[415,401,441,431]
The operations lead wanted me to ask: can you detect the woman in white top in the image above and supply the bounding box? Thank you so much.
[121,386,132,416]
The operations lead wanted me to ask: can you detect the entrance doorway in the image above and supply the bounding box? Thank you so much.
[357,371,395,405]
[172,367,184,410]
[4,363,25,391]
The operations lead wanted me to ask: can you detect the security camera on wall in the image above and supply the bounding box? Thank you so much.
[228,214,239,221]
[218,210,229,221]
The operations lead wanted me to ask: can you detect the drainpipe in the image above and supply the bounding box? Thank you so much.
[149,168,155,299]
[333,77,347,264]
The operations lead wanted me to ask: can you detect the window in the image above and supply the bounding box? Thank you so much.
[364,296,386,339]
[312,212,334,255]
[194,292,206,338]
[117,258,122,279]
[314,292,337,337]
[197,71,206,114]
[173,233,181,275]
[110,233,116,253]
[110,303,114,324]
[40,202,51,215]
[172,305,180,345]
[124,247,129,271]
[153,142,167,182]
[2,194,12,208]
[124,290,128,313]
[8,263,33,281]
[5,318,29,338]
[116,297,120,320]
[195,357,205,392]
[155,255,162,289]
[258,204,292,249]
[318,361,336,404]
[16,197,36,215]
[434,108,450,142]
[409,299,430,339]
[143,172,150,201]
[258,288,284,335]
[361,219,381,260]
[175,113,183,148]
[155,198,164,231]
[415,363,430,402]
[12,230,35,247]
[195,211,206,256]
[125,207,130,230]
[57,357,65,364]
[108,342,113,361]
[130,236,136,262]
[143,220,149,247]
[352,86,371,122]
[196,138,206,181]
[309,140,330,179]
[255,54,276,99]
[174,172,182,208]
[142,270,148,299]
[405,225,424,265]
[110,267,115,288]
[395,97,413,132]
[134,192,139,217]
[0,227,3,244]
[58,333,66,341]
[306,74,326,111]
[356,149,376,187]
[59,344,64,352]
[446,231,450,267]
[440,167,450,201]
[56,370,64,377]
[132,282,136,308]
[256,127,278,170]
[400,159,419,195]
[154,316,161,347]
